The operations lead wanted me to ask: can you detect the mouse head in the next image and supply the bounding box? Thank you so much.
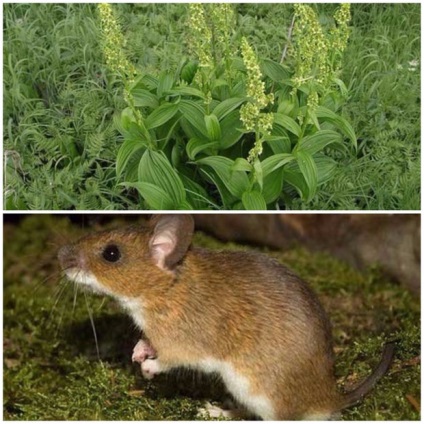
[58,215,194,299]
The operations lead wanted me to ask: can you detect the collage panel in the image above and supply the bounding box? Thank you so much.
[3,3,420,211]
[3,213,420,420]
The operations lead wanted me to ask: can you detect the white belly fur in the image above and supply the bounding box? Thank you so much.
[199,358,274,420]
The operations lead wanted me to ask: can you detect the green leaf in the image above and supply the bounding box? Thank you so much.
[120,107,139,130]
[196,156,249,198]
[157,72,174,97]
[264,135,291,154]
[213,97,247,121]
[315,106,357,149]
[261,59,290,82]
[262,153,295,177]
[116,139,146,178]
[284,169,309,200]
[180,61,198,84]
[315,154,337,184]
[295,130,343,156]
[273,113,302,137]
[204,114,222,141]
[296,150,317,201]
[242,190,267,210]
[212,79,230,90]
[180,174,214,210]
[168,86,206,99]
[262,167,284,204]
[179,100,208,136]
[232,158,252,172]
[138,150,185,207]
[139,74,158,90]
[277,99,295,116]
[177,200,194,210]
[118,109,151,143]
[186,137,219,160]
[131,89,159,109]
[198,167,235,208]
[123,182,174,210]
[253,158,263,190]
[145,102,179,129]
[219,110,244,149]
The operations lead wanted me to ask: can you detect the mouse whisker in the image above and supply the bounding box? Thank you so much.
[72,282,79,317]
[83,291,101,361]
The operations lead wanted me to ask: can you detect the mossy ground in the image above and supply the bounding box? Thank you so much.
[3,215,420,420]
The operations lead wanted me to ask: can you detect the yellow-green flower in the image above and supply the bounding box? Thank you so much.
[98,4,144,128]
[332,3,351,51]
[97,4,137,82]
[209,4,235,60]
[292,4,329,87]
[187,4,213,70]
[239,37,274,163]
[292,3,351,90]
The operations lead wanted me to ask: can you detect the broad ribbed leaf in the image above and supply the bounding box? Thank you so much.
[145,102,179,129]
[120,107,138,130]
[296,130,343,156]
[123,182,174,210]
[296,150,317,201]
[273,113,301,137]
[196,156,249,198]
[284,170,309,200]
[219,110,243,149]
[180,174,214,210]
[242,190,267,210]
[253,158,263,190]
[315,106,357,149]
[262,153,295,177]
[138,150,185,207]
[180,61,198,84]
[198,167,235,208]
[277,99,295,116]
[179,100,208,136]
[315,154,337,184]
[168,86,206,99]
[264,135,291,154]
[157,72,174,97]
[213,97,247,120]
[261,59,290,82]
[132,89,159,109]
[232,158,252,172]
[262,167,284,204]
[116,139,146,178]
[204,114,222,141]
[139,74,158,90]
[186,137,219,160]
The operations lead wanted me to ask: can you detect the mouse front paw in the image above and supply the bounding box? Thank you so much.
[132,339,157,364]
[141,358,162,380]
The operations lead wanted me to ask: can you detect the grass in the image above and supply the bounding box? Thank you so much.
[3,215,420,420]
[3,3,420,210]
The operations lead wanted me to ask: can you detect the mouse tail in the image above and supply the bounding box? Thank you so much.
[340,342,395,410]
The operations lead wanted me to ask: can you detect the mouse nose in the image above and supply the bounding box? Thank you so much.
[58,244,76,269]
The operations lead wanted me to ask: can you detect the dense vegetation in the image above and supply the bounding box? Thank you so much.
[3,215,420,419]
[4,4,420,209]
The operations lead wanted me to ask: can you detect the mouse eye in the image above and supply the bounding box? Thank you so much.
[102,244,121,263]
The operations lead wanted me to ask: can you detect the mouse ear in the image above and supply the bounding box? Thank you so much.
[149,215,194,271]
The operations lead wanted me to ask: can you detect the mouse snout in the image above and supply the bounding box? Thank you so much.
[58,244,80,270]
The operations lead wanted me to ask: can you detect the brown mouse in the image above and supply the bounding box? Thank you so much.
[58,214,394,420]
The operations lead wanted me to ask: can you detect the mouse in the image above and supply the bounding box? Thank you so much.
[58,214,394,420]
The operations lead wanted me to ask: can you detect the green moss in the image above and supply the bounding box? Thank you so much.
[4,216,420,420]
